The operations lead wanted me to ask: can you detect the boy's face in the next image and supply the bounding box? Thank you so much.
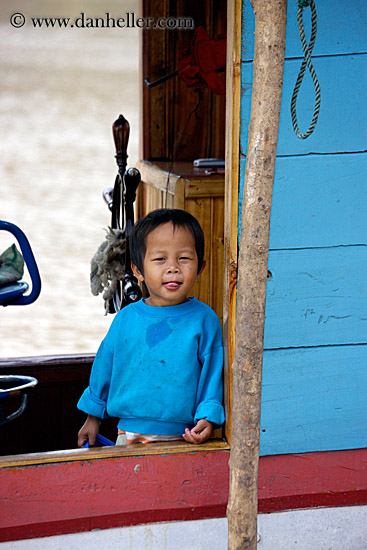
[132,222,204,307]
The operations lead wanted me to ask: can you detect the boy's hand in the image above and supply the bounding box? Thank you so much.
[183,419,213,444]
[77,415,101,448]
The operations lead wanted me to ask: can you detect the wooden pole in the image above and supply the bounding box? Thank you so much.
[227,1,287,549]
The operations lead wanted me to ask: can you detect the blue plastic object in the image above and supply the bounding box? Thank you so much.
[84,433,115,448]
[0,282,29,303]
[0,221,41,306]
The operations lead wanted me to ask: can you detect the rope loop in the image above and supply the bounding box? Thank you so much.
[297,0,312,7]
[291,0,321,139]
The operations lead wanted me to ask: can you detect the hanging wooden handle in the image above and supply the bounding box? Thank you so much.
[112,114,130,173]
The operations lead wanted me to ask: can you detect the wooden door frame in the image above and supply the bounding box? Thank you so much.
[224,0,242,444]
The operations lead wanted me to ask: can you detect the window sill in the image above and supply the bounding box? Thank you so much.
[0,438,230,468]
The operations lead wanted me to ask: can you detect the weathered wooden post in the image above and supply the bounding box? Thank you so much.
[227,1,287,549]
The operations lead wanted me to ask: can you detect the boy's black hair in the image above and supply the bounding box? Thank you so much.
[129,208,205,275]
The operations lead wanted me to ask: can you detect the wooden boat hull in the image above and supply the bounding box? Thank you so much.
[1,445,366,543]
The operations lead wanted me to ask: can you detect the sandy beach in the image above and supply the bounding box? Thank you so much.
[0,0,140,357]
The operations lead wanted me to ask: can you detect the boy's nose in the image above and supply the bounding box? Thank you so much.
[166,263,180,273]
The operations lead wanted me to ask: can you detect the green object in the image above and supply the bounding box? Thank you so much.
[0,244,24,287]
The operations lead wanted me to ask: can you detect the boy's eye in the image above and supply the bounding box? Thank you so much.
[179,257,191,261]
[152,257,165,262]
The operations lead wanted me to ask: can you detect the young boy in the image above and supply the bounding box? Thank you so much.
[77,208,225,447]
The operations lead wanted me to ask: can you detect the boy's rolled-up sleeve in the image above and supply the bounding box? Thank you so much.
[194,317,225,428]
[77,341,113,419]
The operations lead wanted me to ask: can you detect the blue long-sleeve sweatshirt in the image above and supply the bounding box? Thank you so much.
[77,297,225,435]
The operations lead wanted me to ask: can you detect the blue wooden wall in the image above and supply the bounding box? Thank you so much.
[239,0,367,455]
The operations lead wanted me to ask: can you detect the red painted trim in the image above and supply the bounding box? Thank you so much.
[1,448,366,542]
[259,490,367,514]
[258,448,367,513]
[0,451,229,543]
[1,505,228,543]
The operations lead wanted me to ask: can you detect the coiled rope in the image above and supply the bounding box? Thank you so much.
[291,0,321,139]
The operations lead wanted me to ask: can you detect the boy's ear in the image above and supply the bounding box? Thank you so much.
[131,262,144,282]
[197,259,207,278]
